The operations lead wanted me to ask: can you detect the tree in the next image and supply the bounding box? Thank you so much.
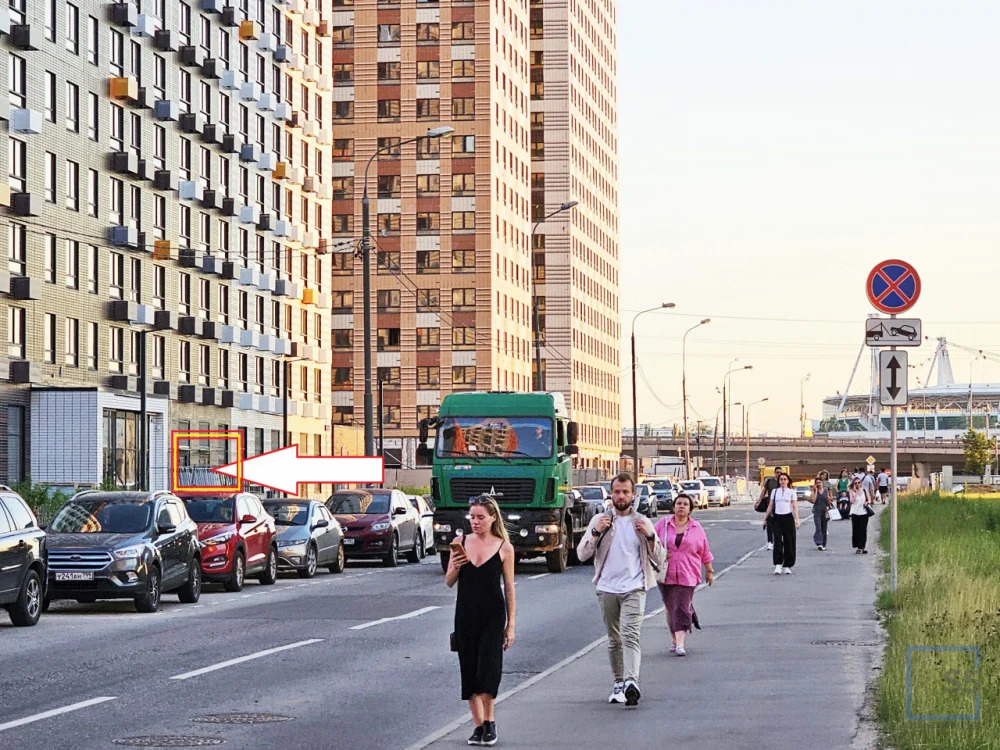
[961,429,995,475]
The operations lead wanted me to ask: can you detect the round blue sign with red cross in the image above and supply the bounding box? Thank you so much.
[866,259,921,314]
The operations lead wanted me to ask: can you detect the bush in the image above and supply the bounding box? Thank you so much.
[12,478,70,526]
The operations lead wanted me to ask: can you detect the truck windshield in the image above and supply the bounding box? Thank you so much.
[436,417,554,459]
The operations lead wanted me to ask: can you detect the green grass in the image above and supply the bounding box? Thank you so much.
[877,492,1000,749]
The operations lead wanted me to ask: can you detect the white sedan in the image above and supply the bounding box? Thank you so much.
[678,480,710,509]
[408,495,437,557]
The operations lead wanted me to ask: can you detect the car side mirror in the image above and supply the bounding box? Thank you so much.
[393,507,407,516]
[157,523,176,535]
[313,518,330,529]
[240,514,257,524]
[564,444,579,456]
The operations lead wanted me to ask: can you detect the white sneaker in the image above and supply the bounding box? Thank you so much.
[774,565,783,575]
[766,543,774,551]
[608,682,626,704]
[783,567,792,575]
[817,545,824,551]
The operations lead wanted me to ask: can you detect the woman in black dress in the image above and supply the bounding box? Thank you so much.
[445,495,516,746]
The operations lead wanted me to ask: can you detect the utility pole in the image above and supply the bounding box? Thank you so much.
[630,303,675,476]
[682,319,710,479]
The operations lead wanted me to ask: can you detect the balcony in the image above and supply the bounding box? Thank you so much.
[303,9,320,27]
[302,65,319,83]
[257,152,277,171]
[239,205,260,225]
[221,198,239,217]
[108,150,139,176]
[240,143,261,163]
[275,102,292,121]
[201,0,225,12]
[10,108,42,134]
[221,7,241,28]
[154,310,177,331]
[258,92,276,112]
[178,316,204,337]
[178,45,206,68]
[272,162,289,180]
[110,3,138,27]
[201,123,223,145]
[301,288,317,306]
[153,381,177,399]
[317,21,331,38]
[9,277,41,300]
[11,24,41,51]
[201,189,223,210]
[240,82,262,102]
[239,20,261,41]
[154,99,179,121]
[154,170,179,192]
[202,255,224,275]
[179,112,206,134]
[153,239,174,261]
[179,180,205,202]
[258,32,277,53]
[275,45,292,63]
[109,76,139,102]
[134,14,158,38]
[302,230,319,249]
[221,69,242,90]
[274,279,300,299]
[109,225,139,248]
[221,134,240,155]
[154,29,177,51]
[11,193,40,217]
[201,59,222,80]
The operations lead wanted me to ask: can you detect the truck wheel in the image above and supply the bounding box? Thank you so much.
[439,550,451,573]
[546,537,568,574]
[567,524,580,566]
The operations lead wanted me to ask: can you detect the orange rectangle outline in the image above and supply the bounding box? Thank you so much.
[170,430,243,493]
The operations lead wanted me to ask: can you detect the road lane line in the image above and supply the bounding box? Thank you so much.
[0,697,117,732]
[527,573,550,580]
[169,639,324,681]
[349,606,440,631]
[407,543,766,750]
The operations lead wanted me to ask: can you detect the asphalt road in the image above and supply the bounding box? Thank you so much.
[0,502,769,750]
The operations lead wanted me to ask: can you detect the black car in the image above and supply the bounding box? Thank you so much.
[644,479,677,512]
[263,499,345,577]
[0,487,46,626]
[633,484,658,519]
[45,490,202,613]
[573,485,609,517]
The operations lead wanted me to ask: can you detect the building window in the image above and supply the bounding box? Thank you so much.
[7,307,25,359]
[65,318,79,367]
[416,98,439,119]
[452,365,476,388]
[376,250,400,273]
[416,23,439,42]
[452,327,476,350]
[416,289,439,310]
[452,135,476,155]
[416,137,440,159]
[452,60,475,78]
[376,289,400,311]
[452,249,476,271]
[129,258,141,302]
[416,60,440,79]
[377,61,400,81]
[44,72,56,122]
[109,327,124,373]
[452,288,475,309]
[87,246,99,294]
[88,16,99,64]
[378,24,401,43]
[452,212,476,232]
[333,100,354,120]
[417,174,440,195]
[377,328,400,351]
[452,173,474,196]
[8,139,27,194]
[7,406,25,484]
[452,98,475,120]
[66,4,80,54]
[179,341,191,383]
[416,213,440,233]
[416,250,440,274]
[43,313,56,364]
[377,367,400,389]
[44,152,56,203]
[7,224,26,276]
[65,82,79,132]
[44,235,57,283]
[333,330,353,349]
[377,175,400,198]
[87,323,99,370]
[9,55,26,108]
[416,328,439,349]
[65,241,80,289]
[417,366,440,386]
[109,253,124,299]
[451,22,475,40]
[66,161,80,211]
[377,99,400,121]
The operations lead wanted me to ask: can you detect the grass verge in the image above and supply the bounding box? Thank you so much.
[877,492,1000,748]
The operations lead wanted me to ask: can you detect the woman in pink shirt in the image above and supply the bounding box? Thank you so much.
[653,494,715,656]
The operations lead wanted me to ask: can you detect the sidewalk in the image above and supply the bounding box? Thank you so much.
[423,509,884,750]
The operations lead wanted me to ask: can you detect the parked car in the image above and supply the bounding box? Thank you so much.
[633,483,658,519]
[701,477,729,507]
[794,483,813,502]
[45,490,202,613]
[0,487,46,626]
[181,492,278,592]
[588,481,613,496]
[327,489,423,567]
[573,485,609,516]
[263,499,344,577]
[643,478,677,512]
[678,480,709,509]
[408,495,436,559]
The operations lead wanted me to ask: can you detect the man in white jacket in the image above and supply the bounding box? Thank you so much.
[576,472,665,707]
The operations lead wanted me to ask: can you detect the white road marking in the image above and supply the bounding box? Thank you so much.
[170,639,324,681]
[241,594,253,598]
[0,697,117,732]
[349,606,440,631]
[407,543,765,750]
[527,573,550,580]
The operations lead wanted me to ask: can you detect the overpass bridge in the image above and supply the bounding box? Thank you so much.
[623,435,966,479]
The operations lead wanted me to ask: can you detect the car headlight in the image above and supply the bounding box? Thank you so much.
[277,539,306,548]
[203,532,234,546]
[114,547,143,559]
[534,524,559,534]
[434,523,452,533]
[370,522,390,532]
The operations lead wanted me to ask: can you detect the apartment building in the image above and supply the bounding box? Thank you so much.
[328,0,536,467]
[530,0,621,473]
[0,0,333,494]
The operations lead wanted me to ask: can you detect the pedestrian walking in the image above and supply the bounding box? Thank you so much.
[835,469,851,520]
[861,468,877,503]
[756,470,781,550]
[653,494,714,656]
[445,495,516,746]
[763,472,800,574]
[576,472,665,707]
[807,477,832,550]
[849,476,874,554]
[877,467,889,504]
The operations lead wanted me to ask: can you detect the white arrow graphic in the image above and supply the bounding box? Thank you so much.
[211,445,384,494]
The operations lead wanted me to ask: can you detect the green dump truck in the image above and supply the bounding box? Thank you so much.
[418,391,587,574]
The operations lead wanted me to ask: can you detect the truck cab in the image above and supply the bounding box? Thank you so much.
[418,391,584,573]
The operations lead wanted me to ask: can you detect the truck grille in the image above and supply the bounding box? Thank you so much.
[48,550,114,571]
[449,478,536,505]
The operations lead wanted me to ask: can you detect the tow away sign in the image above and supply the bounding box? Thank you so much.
[865,318,921,347]
[879,351,908,407]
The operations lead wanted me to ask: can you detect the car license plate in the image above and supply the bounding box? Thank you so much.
[54,571,94,582]
[343,538,355,545]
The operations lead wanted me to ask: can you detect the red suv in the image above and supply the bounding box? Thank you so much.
[180,493,278,591]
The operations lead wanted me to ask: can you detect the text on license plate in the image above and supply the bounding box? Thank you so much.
[55,572,94,581]
[343,538,355,545]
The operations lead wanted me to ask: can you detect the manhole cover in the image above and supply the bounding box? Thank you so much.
[811,640,879,647]
[191,714,293,725]
[113,737,225,747]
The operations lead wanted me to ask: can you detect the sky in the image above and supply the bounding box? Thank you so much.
[617,0,1000,436]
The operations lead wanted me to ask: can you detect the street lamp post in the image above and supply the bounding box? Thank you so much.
[531,201,578,391]
[800,373,812,437]
[745,397,768,481]
[630,303,675,476]
[722,364,752,478]
[361,126,454,457]
[682,318,710,479]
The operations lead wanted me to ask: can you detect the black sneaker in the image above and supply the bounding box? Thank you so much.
[624,680,641,706]
[481,721,498,746]
[467,725,484,746]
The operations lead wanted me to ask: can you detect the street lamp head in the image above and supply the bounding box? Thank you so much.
[744,365,753,370]
[661,302,676,309]
[426,126,455,138]
[559,200,579,210]
[700,318,711,325]
[762,397,770,402]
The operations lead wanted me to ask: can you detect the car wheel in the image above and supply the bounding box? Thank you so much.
[134,566,161,613]
[299,544,318,579]
[406,533,421,564]
[439,549,451,573]
[328,543,345,574]
[9,570,42,627]
[383,534,399,567]
[178,559,202,603]
[567,523,581,566]
[258,546,278,585]
[545,533,569,574]
[417,532,427,560]
[425,532,437,555]
[224,551,245,592]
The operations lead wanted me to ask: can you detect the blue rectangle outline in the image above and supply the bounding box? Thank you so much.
[905,646,981,721]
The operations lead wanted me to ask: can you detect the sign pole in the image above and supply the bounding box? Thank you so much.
[890,316,898,594]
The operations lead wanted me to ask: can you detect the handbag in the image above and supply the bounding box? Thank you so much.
[450,631,458,652]
[754,488,772,513]
[865,504,875,517]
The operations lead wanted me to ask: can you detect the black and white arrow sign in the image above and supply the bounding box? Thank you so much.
[879,350,909,406]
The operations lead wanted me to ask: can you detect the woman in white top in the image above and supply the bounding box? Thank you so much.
[763,473,800,575]
[848,475,873,554]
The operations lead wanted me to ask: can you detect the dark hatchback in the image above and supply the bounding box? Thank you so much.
[45,491,202,613]
[327,489,421,567]
[0,488,46,626]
